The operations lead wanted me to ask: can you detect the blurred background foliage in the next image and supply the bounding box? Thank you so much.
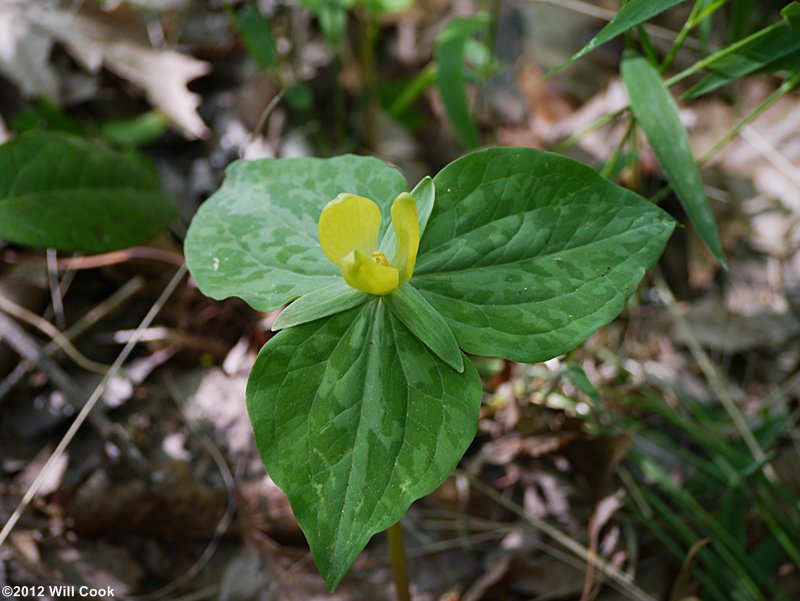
[0,1,799,599]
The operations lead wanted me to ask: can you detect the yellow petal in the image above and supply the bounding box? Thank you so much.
[340,250,399,295]
[318,193,381,266]
[390,192,420,281]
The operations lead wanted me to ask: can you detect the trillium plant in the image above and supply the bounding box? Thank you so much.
[184,147,675,590]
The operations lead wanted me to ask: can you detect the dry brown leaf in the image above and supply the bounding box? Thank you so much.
[0,2,60,102]
[4,3,210,139]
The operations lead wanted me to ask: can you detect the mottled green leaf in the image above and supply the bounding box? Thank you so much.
[622,56,724,266]
[184,155,408,312]
[0,132,176,253]
[272,282,369,331]
[554,0,686,73]
[411,147,675,362]
[247,300,481,589]
[435,14,489,149]
[384,282,463,372]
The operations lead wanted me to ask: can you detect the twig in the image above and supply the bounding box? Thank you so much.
[57,247,184,270]
[0,277,144,402]
[0,264,187,548]
[126,370,237,601]
[240,87,287,158]
[0,311,117,443]
[0,294,111,374]
[46,249,66,330]
[654,274,777,481]
[0,312,90,409]
[459,470,657,601]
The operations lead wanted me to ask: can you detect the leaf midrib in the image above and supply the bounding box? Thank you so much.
[415,219,662,277]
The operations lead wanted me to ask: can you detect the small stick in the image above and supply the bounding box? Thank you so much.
[0,264,187,547]
[0,277,144,402]
[57,248,184,270]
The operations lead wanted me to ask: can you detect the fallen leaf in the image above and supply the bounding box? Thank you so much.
[6,4,211,139]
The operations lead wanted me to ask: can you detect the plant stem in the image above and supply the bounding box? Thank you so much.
[387,522,411,601]
[660,0,706,73]
[554,107,627,152]
[358,10,380,150]
[388,63,437,119]
[665,19,786,87]
[698,72,800,165]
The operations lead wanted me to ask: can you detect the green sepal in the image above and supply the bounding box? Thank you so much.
[271,282,370,331]
[384,283,464,372]
[247,300,481,590]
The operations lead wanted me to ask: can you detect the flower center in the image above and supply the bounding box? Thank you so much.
[370,251,389,266]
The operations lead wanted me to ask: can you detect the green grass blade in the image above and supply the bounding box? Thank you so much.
[685,23,800,98]
[782,2,800,30]
[550,0,686,75]
[621,55,726,267]
[434,14,490,149]
[230,5,277,71]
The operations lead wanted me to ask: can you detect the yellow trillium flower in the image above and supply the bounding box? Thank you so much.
[319,192,419,295]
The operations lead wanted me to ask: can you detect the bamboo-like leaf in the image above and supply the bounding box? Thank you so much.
[685,22,800,98]
[230,5,277,71]
[553,0,686,74]
[783,2,800,30]
[622,55,725,266]
[435,14,489,149]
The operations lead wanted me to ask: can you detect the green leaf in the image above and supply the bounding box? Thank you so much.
[435,14,489,149]
[782,2,800,31]
[0,132,177,253]
[379,175,435,259]
[272,281,369,331]
[412,147,675,363]
[359,0,413,13]
[622,56,725,266]
[685,23,800,98]
[554,0,686,73]
[101,111,168,148]
[184,154,408,312]
[247,300,481,590]
[300,0,355,45]
[230,5,277,71]
[384,283,464,372]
